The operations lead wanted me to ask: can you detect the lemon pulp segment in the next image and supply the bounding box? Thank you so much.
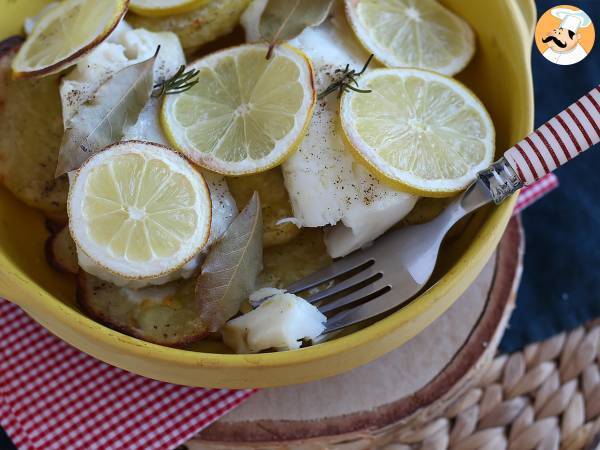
[345,0,474,76]
[341,69,494,195]
[12,0,128,77]
[69,142,212,279]
[84,154,200,261]
[162,44,316,175]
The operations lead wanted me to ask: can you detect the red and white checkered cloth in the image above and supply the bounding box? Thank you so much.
[0,302,255,450]
[0,175,557,450]
[513,173,559,215]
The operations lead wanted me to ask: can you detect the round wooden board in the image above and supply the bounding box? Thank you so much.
[189,217,524,449]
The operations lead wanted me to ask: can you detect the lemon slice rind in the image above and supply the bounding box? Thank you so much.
[12,0,129,79]
[340,68,495,197]
[344,0,475,76]
[68,140,212,280]
[161,43,316,176]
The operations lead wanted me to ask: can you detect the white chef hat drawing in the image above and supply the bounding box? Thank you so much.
[551,7,592,33]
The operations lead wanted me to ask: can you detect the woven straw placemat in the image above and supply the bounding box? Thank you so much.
[187,320,599,450]
[380,320,600,450]
[187,220,598,450]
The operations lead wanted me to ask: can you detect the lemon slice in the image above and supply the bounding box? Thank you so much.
[68,141,212,280]
[344,0,475,76]
[161,44,316,175]
[340,69,494,196]
[130,0,211,17]
[12,0,128,78]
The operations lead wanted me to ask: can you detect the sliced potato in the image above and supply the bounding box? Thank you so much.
[228,168,300,248]
[127,0,251,53]
[260,228,332,289]
[77,273,209,346]
[0,37,68,219]
[45,227,78,275]
[129,0,212,18]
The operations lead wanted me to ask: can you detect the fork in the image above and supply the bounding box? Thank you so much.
[286,85,600,333]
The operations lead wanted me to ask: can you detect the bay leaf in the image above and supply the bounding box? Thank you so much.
[196,192,263,332]
[55,48,158,176]
[259,0,334,58]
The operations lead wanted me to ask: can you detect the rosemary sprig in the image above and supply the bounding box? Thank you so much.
[318,54,374,100]
[152,65,200,97]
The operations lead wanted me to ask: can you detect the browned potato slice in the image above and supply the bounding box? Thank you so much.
[0,37,68,220]
[127,0,251,53]
[228,168,301,248]
[77,273,209,346]
[45,227,78,275]
[259,228,332,289]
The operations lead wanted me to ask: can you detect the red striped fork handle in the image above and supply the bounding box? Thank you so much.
[505,85,600,185]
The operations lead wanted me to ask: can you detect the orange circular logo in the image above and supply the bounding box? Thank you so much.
[535,5,595,65]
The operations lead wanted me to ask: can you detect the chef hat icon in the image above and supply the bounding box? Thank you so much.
[551,7,592,33]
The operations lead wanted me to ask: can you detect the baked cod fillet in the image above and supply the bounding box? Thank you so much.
[242,1,417,257]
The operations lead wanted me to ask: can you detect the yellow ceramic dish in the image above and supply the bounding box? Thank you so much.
[0,0,535,388]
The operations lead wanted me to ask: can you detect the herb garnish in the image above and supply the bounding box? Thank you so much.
[258,0,334,60]
[55,47,158,176]
[152,65,200,97]
[196,192,263,333]
[318,54,374,100]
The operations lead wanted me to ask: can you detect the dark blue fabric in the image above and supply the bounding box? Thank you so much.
[0,1,598,448]
[0,427,15,450]
[499,0,600,352]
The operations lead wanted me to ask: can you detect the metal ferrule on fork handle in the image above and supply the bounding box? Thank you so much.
[478,85,600,205]
[477,157,523,204]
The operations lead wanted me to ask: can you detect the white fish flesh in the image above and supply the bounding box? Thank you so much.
[222,288,326,353]
[242,1,418,257]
